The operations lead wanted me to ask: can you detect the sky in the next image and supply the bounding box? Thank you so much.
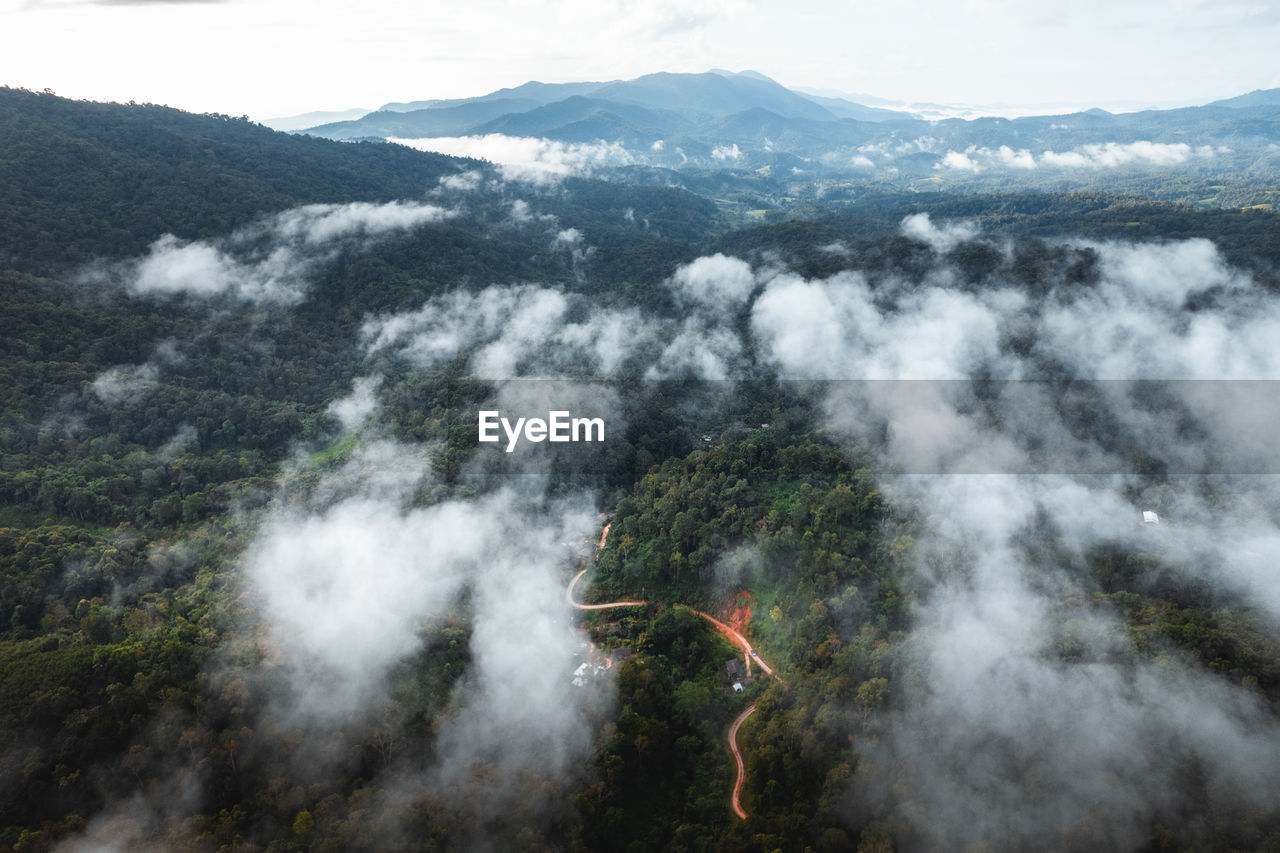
[2,0,1279,120]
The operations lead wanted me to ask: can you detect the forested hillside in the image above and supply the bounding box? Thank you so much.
[0,88,462,272]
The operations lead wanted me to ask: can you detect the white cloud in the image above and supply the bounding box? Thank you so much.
[751,267,1010,382]
[938,144,1038,172]
[362,285,656,379]
[667,253,755,308]
[273,201,450,244]
[91,362,159,405]
[738,231,1280,845]
[437,169,483,192]
[361,256,763,383]
[940,149,981,171]
[1040,140,1194,168]
[154,424,197,462]
[244,435,608,814]
[896,136,942,155]
[326,375,382,431]
[711,142,742,161]
[105,201,453,303]
[637,253,759,379]
[553,227,583,246]
[1036,239,1275,380]
[509,198,550,224]
[391,134,636,183]
[936,140,1227,172]
[995,144,1036,168]
[877,470,1280,849]
[750,227,1280,386]
[90,340,182,404]
[901,212,981,253]
[644,319,744,380]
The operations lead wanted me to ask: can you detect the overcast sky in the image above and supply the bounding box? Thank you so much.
[2,0,1277,120]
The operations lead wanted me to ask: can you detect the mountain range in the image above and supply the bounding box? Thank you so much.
[271,70,1280,185]
[285,70,919,141]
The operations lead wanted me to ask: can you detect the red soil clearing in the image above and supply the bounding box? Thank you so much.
[724,591,753,637]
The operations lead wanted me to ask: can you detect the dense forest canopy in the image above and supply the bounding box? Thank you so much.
[1,90,1279,852]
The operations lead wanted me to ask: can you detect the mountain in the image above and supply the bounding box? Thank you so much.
[379,79,613,113]
[797,91,920,121]
[297,72,1280,192]
[1209,87,1280,109]
[468,95,695,143]
[696,107,869,149]
[308,98,544,140]
[0,87,464,271]
[586,71,836,121]
[260,107,371,131]
[301,70,905,143]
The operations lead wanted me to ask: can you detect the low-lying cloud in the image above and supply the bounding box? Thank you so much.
[899,212,982,253]
[937,140,1228,171]
[356,214,1280,844]
[221,373,612,850]
[90,200,454,303]
[436,168,484,193]
[711,143,742,161]
[362,284,655,378]
[391,134,636,183]
[90,340,182,404]
[72,206,1280,847]
[738,216,1280,846]
[247,437,595,721]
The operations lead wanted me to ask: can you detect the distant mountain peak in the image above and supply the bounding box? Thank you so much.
[708,68,777,84]
[1207,87,1280,108]
[261,107,371,132]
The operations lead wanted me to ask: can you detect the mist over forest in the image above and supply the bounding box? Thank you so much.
[2,79,1280,852]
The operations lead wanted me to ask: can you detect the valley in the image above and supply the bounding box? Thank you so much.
[1,80,1279,851]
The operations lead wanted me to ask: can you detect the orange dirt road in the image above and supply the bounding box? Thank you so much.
[568,525,780,680]
[568,523,780,819]
[687,608,779,681]
[565,523,645,610]
[566,568,646,610]
[728,704,757,820]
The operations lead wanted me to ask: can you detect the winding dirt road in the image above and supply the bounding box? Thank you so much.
[565,567,646,610]
[688,608,777,679]
[566,523,779,820]
[727,704,757,820]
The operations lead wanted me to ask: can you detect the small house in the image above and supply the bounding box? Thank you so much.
[725,658,746,693]
[572,661,605,688]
